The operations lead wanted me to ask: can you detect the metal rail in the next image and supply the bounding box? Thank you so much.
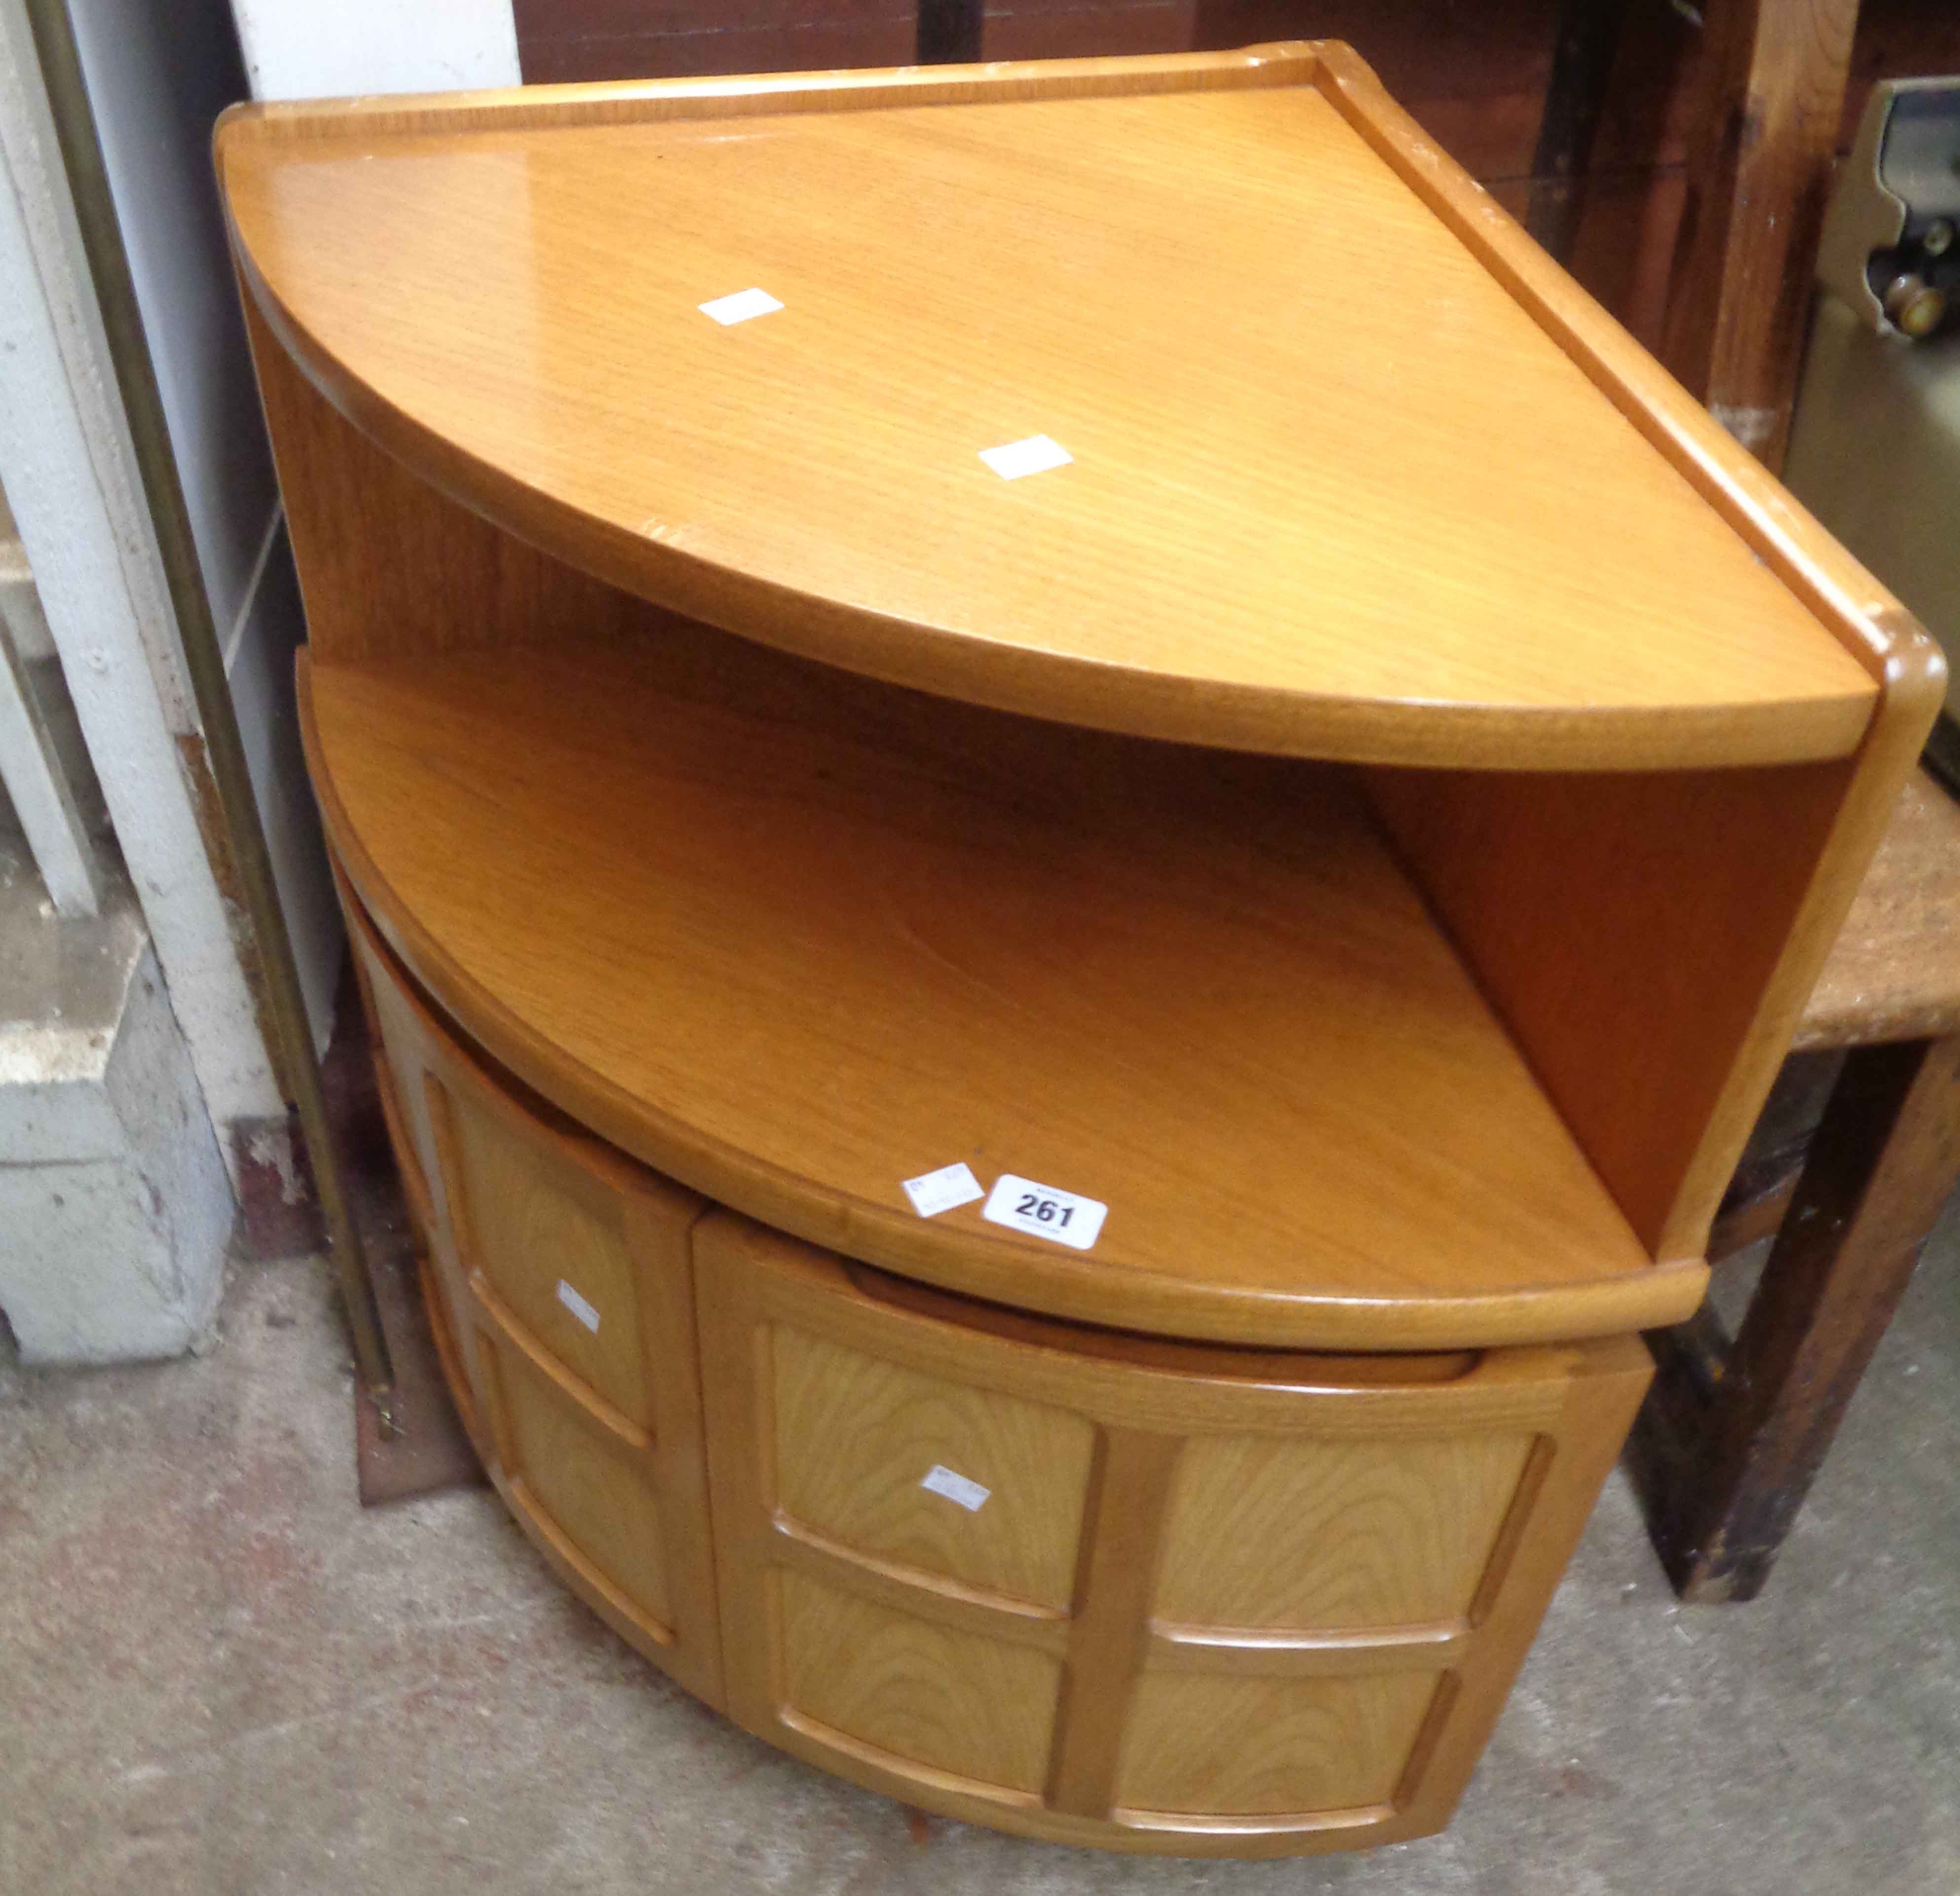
[21,0,397,1420]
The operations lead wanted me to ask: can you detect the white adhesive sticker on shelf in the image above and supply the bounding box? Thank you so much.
[982,1173,1107,1251]
[979,434,1072,480]
[921,1463,992,1512]
[699,287,783,326]
[556,1279,601,1333]
[901,1161,984,1218]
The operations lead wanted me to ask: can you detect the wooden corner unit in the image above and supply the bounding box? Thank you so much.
[222,44,1942,1857]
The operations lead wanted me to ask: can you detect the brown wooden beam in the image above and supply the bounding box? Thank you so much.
[1630,1032,1960,1600]
[1661,0,1861,469]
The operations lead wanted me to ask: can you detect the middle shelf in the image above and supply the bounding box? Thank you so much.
[301,617,1701,1350]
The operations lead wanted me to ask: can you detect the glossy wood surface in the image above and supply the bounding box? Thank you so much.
[1154,1432,1535,1631]
[1367,606,1940,1263]
[242,48,1954,1858]
[218,48,1886,771]
[300,633,1710,1351]
[343,893,726,1706]
[451,1094,658,1430]
[1116,1670,1437,1816]
[342,889,490,1435]
[696,1211,1652,1854]
[346,881,1657,1851]
[1368,759,1853,1257]
[781,1573,1066,1795]
[774,1327,1096,1608]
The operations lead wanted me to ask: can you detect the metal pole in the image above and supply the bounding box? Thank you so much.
[21,0,398,1423]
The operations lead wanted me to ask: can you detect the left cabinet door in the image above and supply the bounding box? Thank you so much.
[340,883,725,1709]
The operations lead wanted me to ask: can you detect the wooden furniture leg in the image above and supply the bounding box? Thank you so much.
[1630,1031,1960,1600]
[1661,0,1861,470]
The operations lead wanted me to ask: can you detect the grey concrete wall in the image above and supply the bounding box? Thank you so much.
[0,842,231,1362]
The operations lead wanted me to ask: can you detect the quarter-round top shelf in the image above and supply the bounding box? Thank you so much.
[300,626,1701,1352]
[220,46,1881,771]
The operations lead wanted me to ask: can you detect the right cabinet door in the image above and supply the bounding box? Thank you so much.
[695,1212,1649,1857]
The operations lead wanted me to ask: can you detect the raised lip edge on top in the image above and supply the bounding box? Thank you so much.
[215,43,1942,773]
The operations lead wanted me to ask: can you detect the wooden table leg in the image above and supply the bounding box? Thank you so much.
[1660,0,1860,470]
[1629,1031,1960,1600]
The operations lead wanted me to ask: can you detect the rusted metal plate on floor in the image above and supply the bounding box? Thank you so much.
[353,1236,485,1507]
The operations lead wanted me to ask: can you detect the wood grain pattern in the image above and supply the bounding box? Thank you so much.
[340,882,492,1457]
[1146,1622,1469,1676]
[247,42,1943,1316]
[484,1332,677,1630]
[1044,1429,1181,1817]
[778,1571,1064,1794]
[843,1262,1478,1386]
[341,880,489,1409]
[301,636,1707,1352]
[1383,1333,1650,1842]
[1306,40,1931,695]
[219,50,1882,771]
[771,1513,1071,1644]
[1368,627,1941,1263]
[1154,1432,1535,1631]
[468,1259,651,1452]
[235,46,1938,1856]
[772,1326,1095,1608]
[448,1095,656,1430]
[1366,759,1850,1257]
[697,1213,1650,1852]
[238,289,642,668]
[349,897,726,1704]
[1115,1669,1440,1816]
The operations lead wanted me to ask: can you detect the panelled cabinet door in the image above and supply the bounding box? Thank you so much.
[340,885,486,1448]
[344,888,725,1710]
[695,1213,1650,1857]
[428,1027,725,1709]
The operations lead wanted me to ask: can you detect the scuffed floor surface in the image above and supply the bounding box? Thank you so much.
[2,1213,1957,1896]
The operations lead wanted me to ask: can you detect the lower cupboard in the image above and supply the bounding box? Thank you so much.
[343,890,1651,1858]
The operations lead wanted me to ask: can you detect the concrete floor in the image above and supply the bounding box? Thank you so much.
[2,1216,1956,1896]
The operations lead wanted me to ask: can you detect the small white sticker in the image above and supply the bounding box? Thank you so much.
[556,1279,601,1333]
[699,287,783,326]
[902,1161,984,1218]
[982,1173,1107,1250]
[979,434,1072,481]
[921,1464,991,1512]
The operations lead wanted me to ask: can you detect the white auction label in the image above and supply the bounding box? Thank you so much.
[902,1161,984,1218]
[556,1279,601,1333]
[978,434,1072,480]
[920,1464,991,1512]
[982,1173,1107,1250]
[698,287,783,326]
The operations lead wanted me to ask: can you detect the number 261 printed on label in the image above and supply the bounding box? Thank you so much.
[981,1173,1108,1251]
